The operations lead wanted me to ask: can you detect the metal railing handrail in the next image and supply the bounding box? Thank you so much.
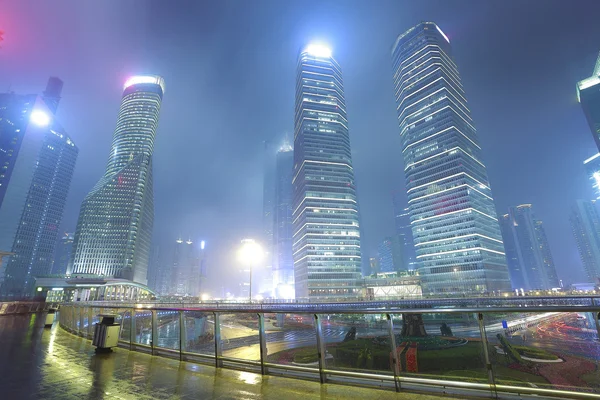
[57,303,600,400]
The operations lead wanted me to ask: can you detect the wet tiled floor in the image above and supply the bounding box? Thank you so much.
[0,313,453,399]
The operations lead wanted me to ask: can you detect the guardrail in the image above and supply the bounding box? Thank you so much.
[0,301,59,315]
[59,303,600,399]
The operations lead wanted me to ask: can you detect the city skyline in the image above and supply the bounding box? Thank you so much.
[1,1,600,295]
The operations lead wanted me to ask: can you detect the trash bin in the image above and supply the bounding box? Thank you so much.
[92,314,121,352]
[44,308,57,327]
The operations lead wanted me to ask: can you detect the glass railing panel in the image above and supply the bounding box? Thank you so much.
[182,311,215,356]
[319,313,393,377]
[156,310,180,350]
[486,311,600,394]
[391,311,488,384]
[264,313,319,370]
[219,313,260,362]
[119,309,132,343]
[133,309,152,346]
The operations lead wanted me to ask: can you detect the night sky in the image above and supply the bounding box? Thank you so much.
[2,0,600,293]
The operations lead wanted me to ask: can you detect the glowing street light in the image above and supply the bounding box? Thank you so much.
[30,110,51,126]
[237,238,264,302]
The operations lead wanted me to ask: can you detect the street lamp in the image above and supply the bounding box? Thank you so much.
[237,238,264,302]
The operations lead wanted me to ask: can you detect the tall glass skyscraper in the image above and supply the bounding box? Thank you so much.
[391,22,510,294]
[273,145,295,299]
[577,52,600,151]
[0,78,78,298]
[292,44,362,300]
[500,205,559,290]
[570,200,600,282]
[69,76,164,284]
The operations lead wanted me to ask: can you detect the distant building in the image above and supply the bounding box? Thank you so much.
[52,232,74,275]
[0,78,78,298]
[584,153,600,199]
[70,76,165,284]
[292,44,362,300]
[570,200,600,282]
[377,236,404,273]
[369,257,379,275]
[170,237,202,296]
[391,22,510,294]
[262,140,276,261]
[392,191,416,270]
[500,205,559,290]
[577,52,600,151]
[273,145,294,299]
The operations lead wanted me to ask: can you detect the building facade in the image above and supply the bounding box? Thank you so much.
[570,200,600,283]
[392,191,417,270]
[292,44,362,299]
[500,205,559,290]
[391,22,511,294]
[273,146,295,298]
[0,78,78,298]
[584,153,600,199]
[52,232,74,275]
[377,236,404,273]
[69,76,164,284]
[577,52,600,151]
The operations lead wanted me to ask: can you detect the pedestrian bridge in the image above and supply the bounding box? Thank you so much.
[55,300,600,399]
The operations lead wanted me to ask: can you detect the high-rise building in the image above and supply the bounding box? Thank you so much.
[170,237,200,296]
[52,232,74,275]
[500,205,559,290]
[263,140,276,258]
[69,76,164,284]
[392,190,417,270]
[391,22,511,294]
[377,236,404,273]
[273,144,295,299]
[577,52,600,151]
[369,257,380,275]
[0,78,78,298]
[570,200,600,283]
[292,44,362,300]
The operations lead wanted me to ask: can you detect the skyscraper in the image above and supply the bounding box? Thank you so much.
[69,76,164,284]
[500,205,559,290]
[577,52,600,151]
[377,236,404,274]
[0,78,78,298]
[391,22,510,294]
[570,200,600,283]
[292,44,362,300]
[392,190,417,270]
[52,232,74,275]
[273,144,295,298]
[170,237,201,296]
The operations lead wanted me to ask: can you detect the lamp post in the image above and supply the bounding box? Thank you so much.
[238,239,264,302]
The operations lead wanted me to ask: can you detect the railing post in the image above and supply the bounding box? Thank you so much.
[151,309,158,355]
[314,314,327,384]
[130,308,135,350]
[179,311,185,361]
[88,307,93,338]
[214,312,223,368]
[71,306,75,332]
[79,307,84,337]
[387,313,401,392]
[258,313,268,375]
[477,313,496,396]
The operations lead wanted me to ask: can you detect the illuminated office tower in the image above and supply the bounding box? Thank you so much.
[577,52,600,151]
[570,200,600,282]
[70,76,164,284]
[273,144,295,299]
[584,153,600,199]
[0,78,78,298]
[292,44,362,299]
[52,232,74,275]
[391,22,510,294]
[500,205,559,290]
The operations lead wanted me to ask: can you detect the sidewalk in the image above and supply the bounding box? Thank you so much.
[0,313,453,400]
